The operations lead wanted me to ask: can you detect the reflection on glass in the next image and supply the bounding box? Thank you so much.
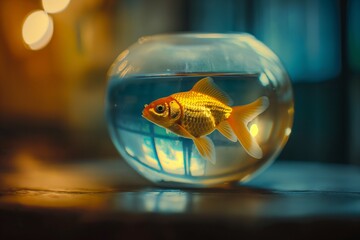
[259,73,270,87]
[250,123,259,137]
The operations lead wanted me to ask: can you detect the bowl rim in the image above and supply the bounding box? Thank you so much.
[138,32,256,42]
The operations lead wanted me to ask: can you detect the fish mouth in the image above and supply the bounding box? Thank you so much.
[142,109,157,126]
[142,109,150,119]
[142,103,151,119]
[143,103,157,123]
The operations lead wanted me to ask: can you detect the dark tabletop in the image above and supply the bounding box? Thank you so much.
[0,160,359,240]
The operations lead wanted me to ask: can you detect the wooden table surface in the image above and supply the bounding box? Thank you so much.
[0,160,359,239]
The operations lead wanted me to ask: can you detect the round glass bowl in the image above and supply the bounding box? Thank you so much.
[106,33,294,187]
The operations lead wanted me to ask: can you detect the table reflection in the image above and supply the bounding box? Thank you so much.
[0,156,359,219]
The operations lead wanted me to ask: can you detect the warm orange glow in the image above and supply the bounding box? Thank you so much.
[42,0,71,14]
[1,153,107,191]
[22,10,53,50]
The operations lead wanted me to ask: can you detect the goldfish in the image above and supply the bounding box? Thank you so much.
[142,77,269,164]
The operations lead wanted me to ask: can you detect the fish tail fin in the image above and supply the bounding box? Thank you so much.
[227,96,269,159]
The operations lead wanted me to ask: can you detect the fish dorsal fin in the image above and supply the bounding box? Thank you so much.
[191,77,233,105]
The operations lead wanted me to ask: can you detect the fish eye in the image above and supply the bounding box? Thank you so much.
[155,104,165,113]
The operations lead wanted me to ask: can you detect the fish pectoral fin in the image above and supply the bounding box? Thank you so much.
[191,77,233,105]
[217,121,237,142]
[171,124,216,163]
[193,136,216,164]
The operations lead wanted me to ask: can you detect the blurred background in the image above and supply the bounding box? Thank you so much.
[0,0,359,185]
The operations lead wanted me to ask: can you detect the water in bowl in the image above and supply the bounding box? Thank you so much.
[106,73,293,186]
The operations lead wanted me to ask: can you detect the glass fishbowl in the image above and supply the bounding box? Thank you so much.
[106,33,293,187]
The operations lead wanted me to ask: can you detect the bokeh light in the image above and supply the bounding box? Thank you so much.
[42,0,71,14]
[22,10,54,50]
